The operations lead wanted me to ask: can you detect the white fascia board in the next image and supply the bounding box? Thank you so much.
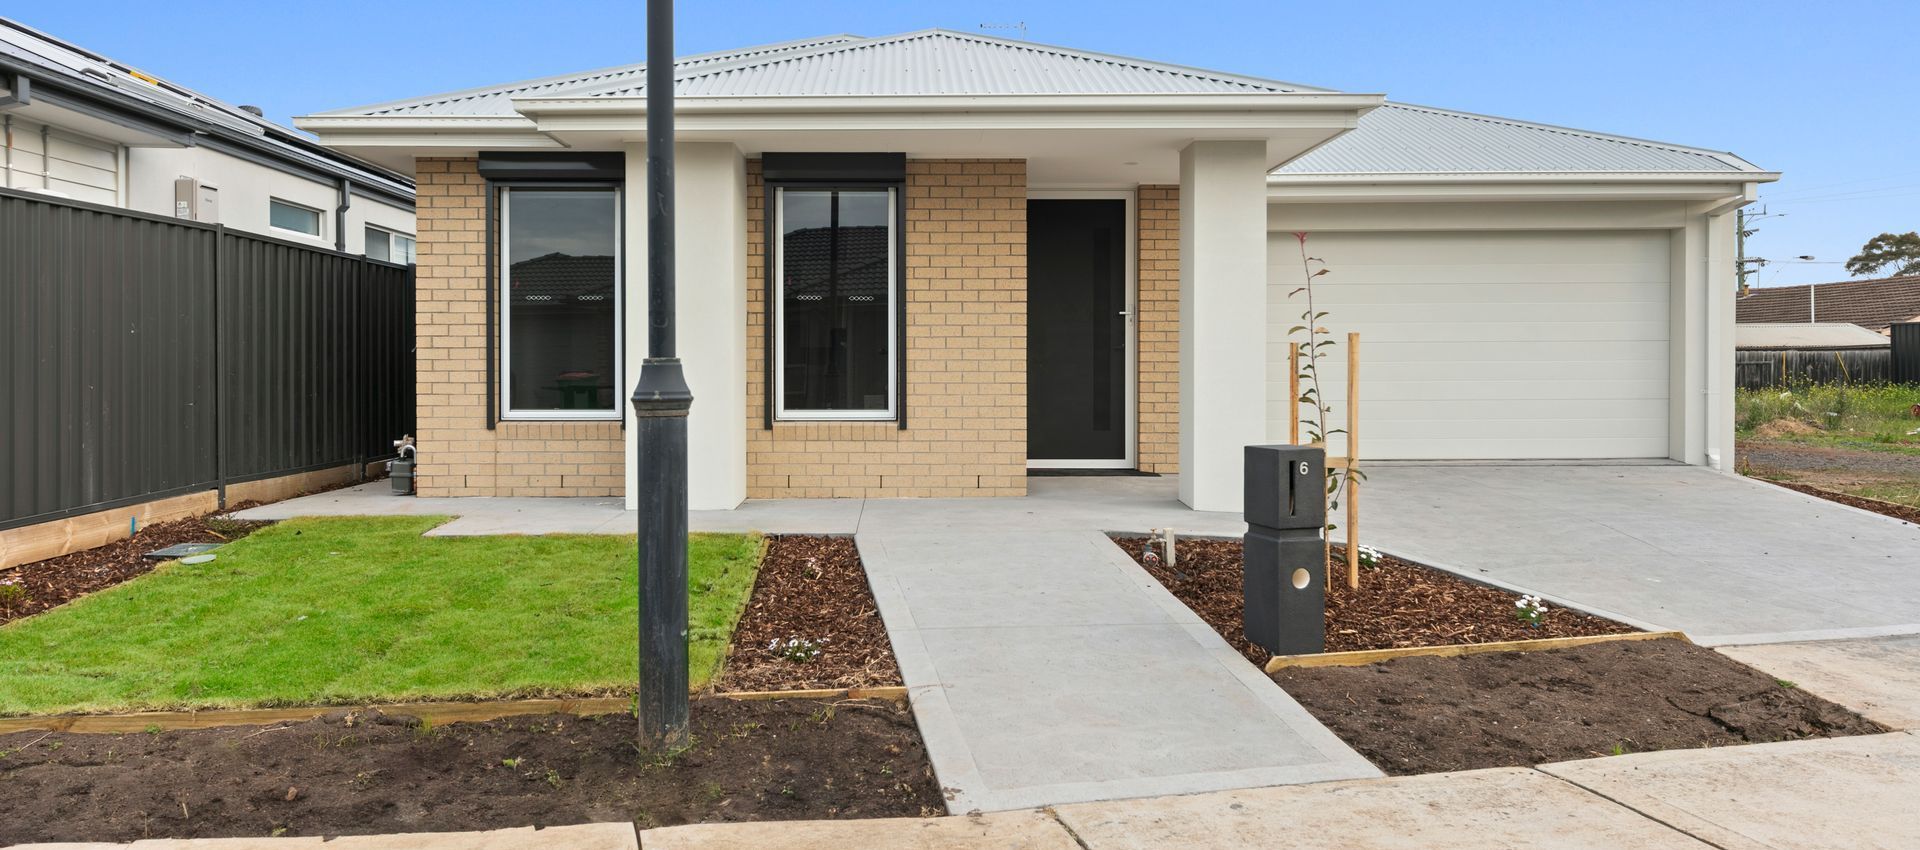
[1267,173,1779,204]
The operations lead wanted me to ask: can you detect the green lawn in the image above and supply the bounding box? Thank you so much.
[0,517,762,716]
[1736,383,1920,453]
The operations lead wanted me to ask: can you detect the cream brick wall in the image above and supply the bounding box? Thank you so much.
[745,159,1029,498]
[1137,185,1180,473]
[413,157,623,497]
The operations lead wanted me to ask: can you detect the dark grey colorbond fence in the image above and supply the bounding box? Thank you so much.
[1893,323,1920,385]
[1,187,414,531]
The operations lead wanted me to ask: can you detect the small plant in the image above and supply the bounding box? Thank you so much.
[501,756,523,769]
[1776,678,1798,690]
[545,768,563,789]
[0,581,29,617]
[1513,594,1549,628]
[1355,545,1382,569]
[768,636,828,663]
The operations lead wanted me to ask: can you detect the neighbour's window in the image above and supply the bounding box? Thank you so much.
[500,187,621,419]
[268,198,322,236]
[366,225,416,264]
[774,186,897,419]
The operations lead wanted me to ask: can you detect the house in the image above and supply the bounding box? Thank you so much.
[1736,275,1920,334]
[1735,322,1891,387]
[295,29,1775,512]
[0,17,414,258]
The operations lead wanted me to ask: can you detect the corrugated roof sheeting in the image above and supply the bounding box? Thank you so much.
[1736,323,1890,350]
[1276,104,1743,174]
[578,30,1312,98]
[344,35,864,116]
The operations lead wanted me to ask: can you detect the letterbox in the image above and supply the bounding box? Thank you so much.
[1243,445,1327,656]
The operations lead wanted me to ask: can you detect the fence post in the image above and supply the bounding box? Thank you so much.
[213,225,228,509]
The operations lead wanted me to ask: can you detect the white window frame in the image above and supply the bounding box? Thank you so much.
[498,185,624,421]
[772,185,899,422]
[366,224,415,264]
[268,197,324,238]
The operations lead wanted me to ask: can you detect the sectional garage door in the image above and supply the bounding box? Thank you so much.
[1266,230,1671,460]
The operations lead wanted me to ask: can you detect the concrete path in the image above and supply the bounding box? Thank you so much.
[1719,635,1920,729]
[1360,463,1920,645]
[1539,732,1920,850]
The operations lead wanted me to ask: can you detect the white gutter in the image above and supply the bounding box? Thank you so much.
[1268,171,1781,185]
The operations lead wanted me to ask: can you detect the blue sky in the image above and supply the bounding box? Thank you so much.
[11,1,1909,287]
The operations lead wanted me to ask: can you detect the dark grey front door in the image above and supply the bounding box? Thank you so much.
[1027,199,1127,465]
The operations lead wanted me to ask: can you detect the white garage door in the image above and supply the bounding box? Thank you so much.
[1266,230,1671,460]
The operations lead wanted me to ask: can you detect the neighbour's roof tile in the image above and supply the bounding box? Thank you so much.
[1737,276,1920,332]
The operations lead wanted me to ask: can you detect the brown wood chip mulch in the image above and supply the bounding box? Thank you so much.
[1762,479,1920,525]
[710,535,901,693]
[1114,535,1636,662]
[0,513,270,626]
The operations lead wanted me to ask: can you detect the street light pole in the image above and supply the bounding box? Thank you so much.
[632,0,692,753]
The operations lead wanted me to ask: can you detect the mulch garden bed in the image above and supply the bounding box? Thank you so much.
[710,535,901,693]
[0,512,270,627]
[1762,479,1920,525]
[0,697,942,844]
[1275,639,1888,775]
[1114,535,1634,662]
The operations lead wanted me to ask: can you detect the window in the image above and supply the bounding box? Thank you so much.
[366,225,416,264]
[774,187,898,420]
[269,198,322,236]
[500,187,621,419]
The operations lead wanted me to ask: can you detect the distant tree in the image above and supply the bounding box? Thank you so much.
[1846,232,1920,277]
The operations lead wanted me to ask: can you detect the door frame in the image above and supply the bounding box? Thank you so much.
[1025,188,1138,470]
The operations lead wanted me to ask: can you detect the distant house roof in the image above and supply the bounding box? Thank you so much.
[1736,276,1920,332]
[0,16,412,205]
[509,253,614,304]
[1735,322,1890,351]
[309,29,1761,179]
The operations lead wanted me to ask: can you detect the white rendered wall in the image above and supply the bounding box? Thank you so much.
[1178,140,1270,512]
[128,146,413,253]
[623,142,750,511]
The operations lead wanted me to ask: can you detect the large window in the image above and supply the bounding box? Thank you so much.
[269,198,322,236]
[500,187,621,419]
[365,225,416,264]
[774,187,897,419]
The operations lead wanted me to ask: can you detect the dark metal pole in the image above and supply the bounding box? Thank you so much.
[633,0,693,753]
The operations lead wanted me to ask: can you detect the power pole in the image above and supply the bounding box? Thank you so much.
[632,0,693,753]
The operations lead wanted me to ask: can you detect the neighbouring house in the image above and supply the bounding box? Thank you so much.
[0,17,414,258]
[1736,275,1920,335]
[1734,322,1891,388]
[296,29,1775,512]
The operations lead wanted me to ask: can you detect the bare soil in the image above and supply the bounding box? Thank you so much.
[1114,536,1634,662]
[1738,439,1920,524]
[1275,639,1887,775]
[0,513,270,626]
[0,698,941,844]
[711,536,901,692]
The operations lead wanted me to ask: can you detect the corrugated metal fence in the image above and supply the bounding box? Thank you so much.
[1735,348,1892,390]
[1893,323,1920,384]
[1,187,413,531]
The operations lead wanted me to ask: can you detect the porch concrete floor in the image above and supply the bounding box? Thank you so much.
[1358,463,1920,646]
[234,476,1378,811]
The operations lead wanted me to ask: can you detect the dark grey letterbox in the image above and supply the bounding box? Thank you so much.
[1243,445,1326,656]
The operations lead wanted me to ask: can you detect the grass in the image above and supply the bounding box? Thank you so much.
[0,516,763,716]
[1736,383,1920,452]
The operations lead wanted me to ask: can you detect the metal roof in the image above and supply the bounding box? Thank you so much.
[0,17,412,200]
[323,34,865,117]
[306,28,1766,178]
[319,29,1325,118]
[1735,323,1890,350]
[571,29,1327,98]
[1274,103,1753,175]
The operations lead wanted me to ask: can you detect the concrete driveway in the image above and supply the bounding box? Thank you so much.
[1362,463,1920,645]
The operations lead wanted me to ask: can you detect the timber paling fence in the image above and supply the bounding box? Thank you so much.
[1735,348,1892,390]
[1,186,414,531]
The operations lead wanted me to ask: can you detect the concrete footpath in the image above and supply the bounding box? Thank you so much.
[18,732,1918,850]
